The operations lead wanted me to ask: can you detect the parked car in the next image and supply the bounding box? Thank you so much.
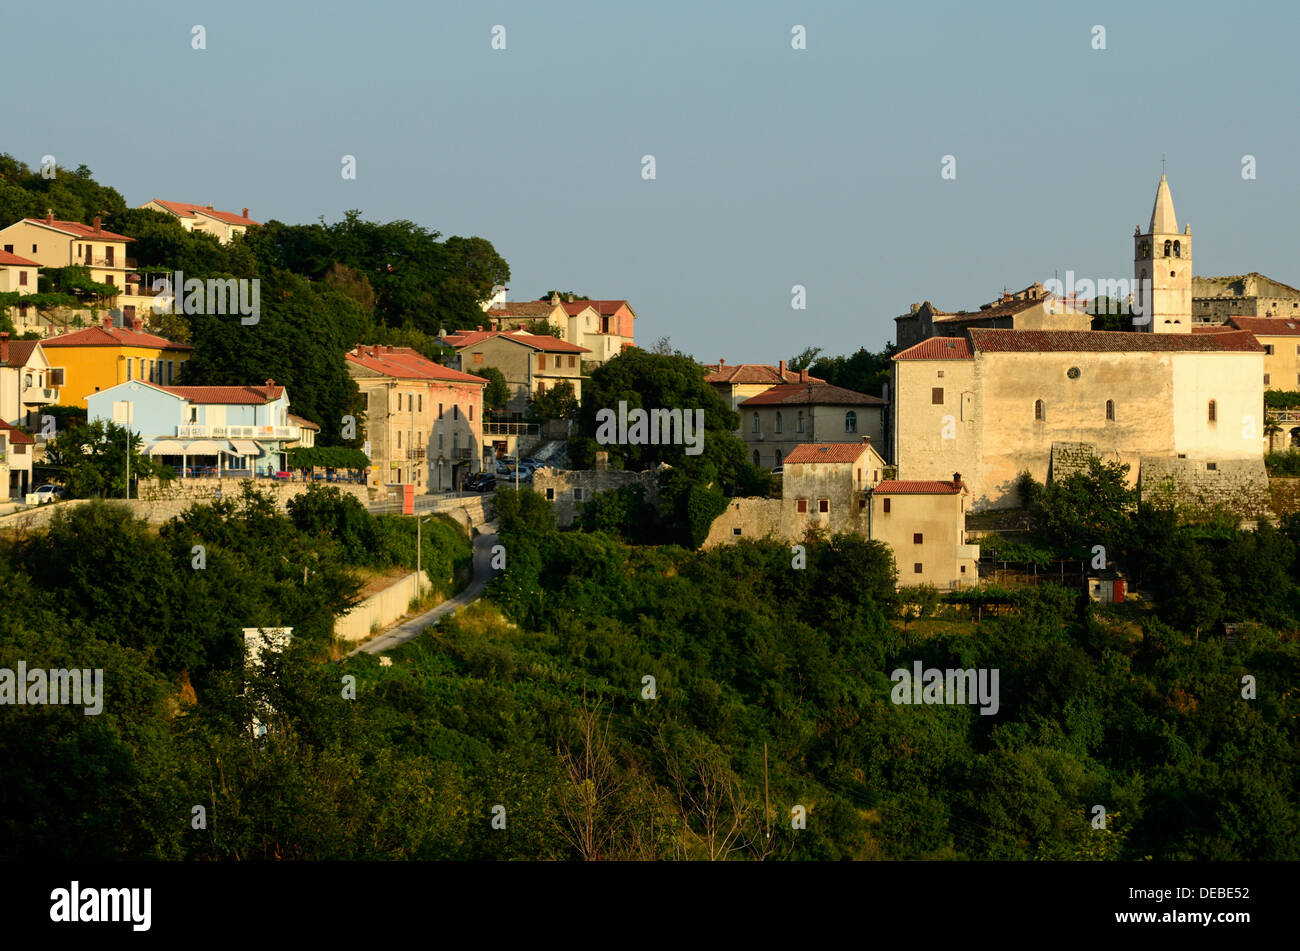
[476,476,497,492]
[32,484,65,504]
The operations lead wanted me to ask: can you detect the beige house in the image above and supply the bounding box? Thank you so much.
[703,359,824,413]
[140,200,260,244]
[0,419,35,498]
[0,249,39,299]
[445,329,588,418]
[558,299,636,364]
[0,214,133,290]
[738,379,886,470]
[0,333,61,428]
[1202,317,1300,391]
[895,282,1092,350]
[345,344,487,491]
[704,440,977,590]
[891,328,1266,510]
[1193,272,1300,326]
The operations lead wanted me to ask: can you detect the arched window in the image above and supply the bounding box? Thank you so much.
[774,411,782,434]
[1140,240,1150,258]
[1173,240,1181,258]
[752,450,761,466]
[797,410,804,433]
[1163,240,1172,257]
[844,411,857,434]
[1034,399,1044,421]
[1105,399,1114,421]
[752,412,760,434]
[1208,400,1217,423]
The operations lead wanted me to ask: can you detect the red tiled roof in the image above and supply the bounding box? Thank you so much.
[3,340,42,366]
[559,299,633,317]
[893,337,973,360]
[445,329,589,353]
[487,301,558,318]
[0,420,35,445]
[740,383,885,407]
[24,218,133,242]
[0,250,40,267]
[703,363,825,385]
[1227,316,1300,336]
[287,413,320,430]
[41,325,192,350]
[968,328,1264,353]
[784,443,873,465]
[161,384,284,404]
[346,345,487,384]
[874,480,963,495]
[150,200,260,227]
[1191,325,1237,334]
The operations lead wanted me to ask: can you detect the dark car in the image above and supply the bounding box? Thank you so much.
[476,476,497,492]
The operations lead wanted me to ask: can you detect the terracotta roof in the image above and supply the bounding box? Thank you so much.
[40,325,192,350]
[560,299,633,317]
[3,340,42,366]
[0,250,40,267]
[445,330,589,353]
[0,420,35,445]
[740,383,885,407]
[24,218,133,242]
[150,200,260,227]
[932,295,1050,323]
[873,480,963,495]
[487,301,559,318]
[703,363,825,385]
[784,442,872,465]
[287,413,320,430]
[160,384,284,404]
[346,345,488,384]
[1227,317,1300,336]
[1191,325,1237,334]
[968,328,1264,353]
[893,337,973,360]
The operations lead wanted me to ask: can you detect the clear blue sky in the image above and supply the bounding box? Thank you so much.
[11,0,1300,361]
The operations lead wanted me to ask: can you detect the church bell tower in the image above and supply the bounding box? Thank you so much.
[1134,173,1192,333]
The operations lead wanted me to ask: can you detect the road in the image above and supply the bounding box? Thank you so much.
[349,524,500,656]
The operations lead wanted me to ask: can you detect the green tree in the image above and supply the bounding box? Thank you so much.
[473,366,510,413]
[42,420,169,498]
[528,381,580,421]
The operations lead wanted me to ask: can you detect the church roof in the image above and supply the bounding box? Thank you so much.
[967,328,1263,353]
[1150,174,1178,234]
[893,337,973,360]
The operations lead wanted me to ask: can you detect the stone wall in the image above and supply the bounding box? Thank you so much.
[1138,456,1272,518]
[1049,441,1105,481]
[532,467,660,528]
[703,497,785,547]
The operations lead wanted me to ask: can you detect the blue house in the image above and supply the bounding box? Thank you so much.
[87,379,300,477]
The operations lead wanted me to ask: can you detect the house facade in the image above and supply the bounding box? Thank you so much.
[0,333,61,428]
[738,380,887,470]
[345,344,486,491]
[558,299,636,364]
[87,380,299,477]
[0,419,35,498]
[0,249,40,302]
[42,316,193,408]
[703,359,825,413]
[445,329,588,417]
[895,283,1093,350]
[140,200,260,245]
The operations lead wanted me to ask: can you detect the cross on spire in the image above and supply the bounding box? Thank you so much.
[1162,154,1166,174]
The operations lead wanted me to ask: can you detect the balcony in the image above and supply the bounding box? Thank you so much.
[405,447,427,460]
[21,385,58,405]
[957,543,981,561]
[456,447,472,461]
[483,421,539,436]
[176,424,300,440]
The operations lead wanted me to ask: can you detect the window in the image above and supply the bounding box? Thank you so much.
[913,563,923,574]
[439,403,444,419]
[538,354,547,371]
[437,433,443,449]
[932,387,944,405]
[844,411,857,433]
[126,359,133,381]
[452,432,458,451]
[166,360,174,384]
[1105,399,1114,421]
[796,498,808,514]
[1174,240,1181,257]
[859,498,866,510]
[397,393,402,411]
[775,450,782,467]
[1208,400,1217,423]
[18,271,27,286]
[1266,345,1275,355]
[418,394,422,412]
[752,412,760,434]
[1206,462,1217,471]
[818,498,829,513]
[883,498,891,513]
[473,352,484,365]
[753,450,760,466]
[537,381,546,394]
[732,527,742,536]
[1163,240,1172,257]
[961,565,967,574]
[797,410,804,433]
[913,533,923,544]
[572,488,583,501]
[569,355,576,368]
[1265,374,1271,385]
[873,470,879,482]
[470,405,474,420]
[1,245,9,252]
[1034,399,1044,421]
[397,431,402,448]
[937,370,944,378]
[453,405,459,420]
[774,411,782,433]
[546,488,555,501]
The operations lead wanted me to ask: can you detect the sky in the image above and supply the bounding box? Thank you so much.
[11,0,1300,362]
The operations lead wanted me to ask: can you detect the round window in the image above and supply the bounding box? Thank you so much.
[1067,367,1081,379]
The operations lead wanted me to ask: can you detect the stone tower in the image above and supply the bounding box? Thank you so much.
[1133,174,1192,333]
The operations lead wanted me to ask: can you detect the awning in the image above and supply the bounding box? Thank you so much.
[147,439,185,456]
[230,439,261,455]
[184,440,225,455]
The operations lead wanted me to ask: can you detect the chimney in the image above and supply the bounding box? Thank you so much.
[799,368,809,383]
[130,316,143,332]
[0,332,9,365]
[476,325,482,332]
[266,379,275,387]
[778,359,786,376]
[860,435,870,445]
[550,292,560,304]
[93,215,101,232]
[595,450,608,471]
[101,315,114,329]
[242,207,249,219]
[45,210,54,224]
[953,472,964,487]
[207,203,214,210]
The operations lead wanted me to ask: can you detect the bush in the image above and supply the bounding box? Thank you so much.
[1265,451,1300,476]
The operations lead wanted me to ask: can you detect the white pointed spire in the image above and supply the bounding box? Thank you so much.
[1149,173,1177,234]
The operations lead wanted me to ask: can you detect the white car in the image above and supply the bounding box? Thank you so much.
[33,484,65,504]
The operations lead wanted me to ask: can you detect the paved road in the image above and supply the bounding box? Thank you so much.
[350,525,500,656]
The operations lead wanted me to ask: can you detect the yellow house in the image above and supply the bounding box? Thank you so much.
[140,200,260,245]
[41,316,194,408]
